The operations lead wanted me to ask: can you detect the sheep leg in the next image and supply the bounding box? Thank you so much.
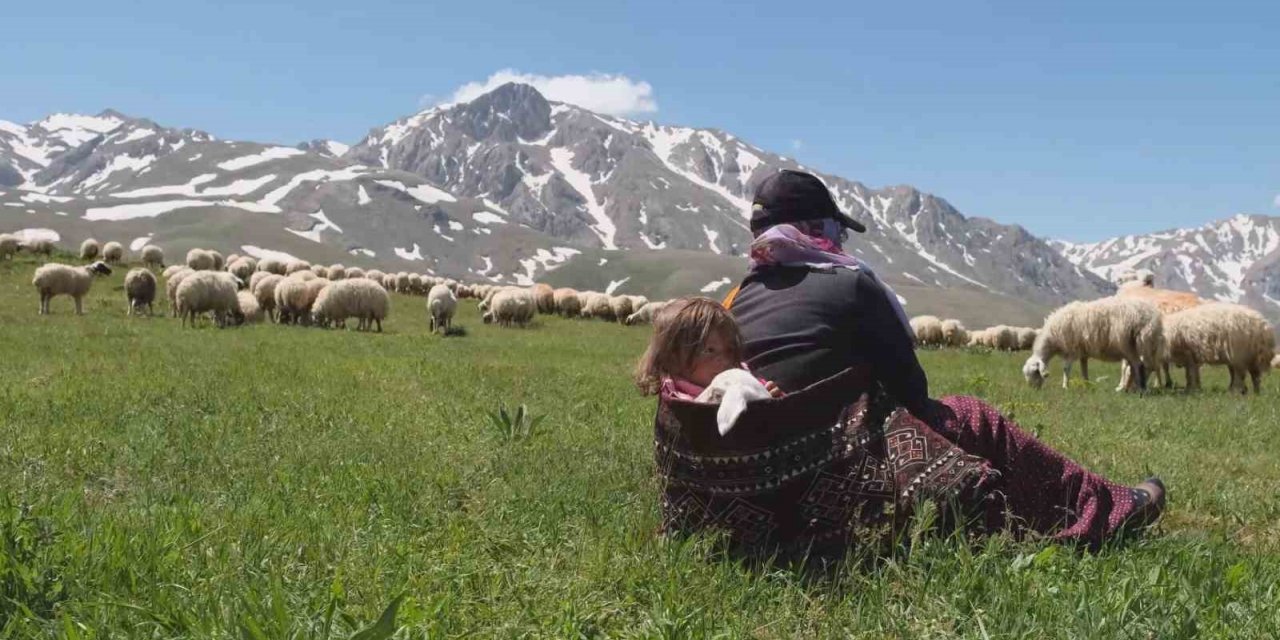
[74,296,83,316]
[1163,362,1173,389]
[1229,367,1245,395]
[375,318,382,333]
[1250,366,1263,394]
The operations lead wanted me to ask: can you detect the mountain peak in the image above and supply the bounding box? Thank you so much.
[455,82,552,142]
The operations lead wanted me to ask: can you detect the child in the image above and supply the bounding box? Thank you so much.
[635,297,783,435]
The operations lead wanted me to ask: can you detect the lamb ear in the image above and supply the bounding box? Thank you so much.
[717,387,750,436]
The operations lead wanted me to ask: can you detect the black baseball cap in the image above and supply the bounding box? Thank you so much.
[750,169,867,234]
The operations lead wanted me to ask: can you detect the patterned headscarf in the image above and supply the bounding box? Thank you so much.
[748,219,912,334]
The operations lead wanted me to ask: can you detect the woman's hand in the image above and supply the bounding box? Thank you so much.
[765,380,786,398]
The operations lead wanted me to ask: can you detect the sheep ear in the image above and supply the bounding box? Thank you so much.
[717,387,750,436]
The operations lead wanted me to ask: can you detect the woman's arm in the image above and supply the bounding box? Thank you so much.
[852,271,930,413]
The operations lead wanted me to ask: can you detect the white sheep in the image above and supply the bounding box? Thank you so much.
[327,264,346,280]
[312,278,389,331]
[409,273,424,294]
[1023,297,1164,392]
[395,272,411,293]
[165,267,195,317]
[252,273,285,322]
[426,284,457,334]
[21,238,54,256]
[580,292,614,321]
[33,261,112,315]
[346,266,366,280]
[80,238,101,261]
[162,264,188,279]
[910,315,945,347]
[209,250,225,271]
[609,295,634,324]
[176,271,239,328]
[553,287,581,317]
[531,283,555,314]
[232,291,265,325]
[142,245,164,269]
[248,270,272,293]
[228,258,255,283]
[482,288,536,327]
[1015,327,1038,351]
[941,319,968,347]
[124,268,157,316]
[285,259,312,275]
[257,257,287,275]
[1163,303,1275,394]
[274,276,325,325]
[0,234,18,260]
[312,265,329,279]
[625,301,668,325]
[186,248,215,271]
[365,269,385,284]
[102,241,125,264]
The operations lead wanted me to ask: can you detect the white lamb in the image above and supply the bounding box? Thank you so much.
[426,284,457,334]
[80,238,101,261]
[141,245,164,269]
[482,288,536,327]
[176,271,239,328]
[124,268,157,316]
[1163,303,1275,394]
[102,241,125,264]
[312,278,389,331]
[32,261,113,315]
[186,248,215,271]
[1022,297,1164,392]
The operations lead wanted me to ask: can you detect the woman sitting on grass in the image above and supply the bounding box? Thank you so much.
[642,170,1165,562]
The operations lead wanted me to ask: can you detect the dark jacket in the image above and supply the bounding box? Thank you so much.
[730,265,930,414]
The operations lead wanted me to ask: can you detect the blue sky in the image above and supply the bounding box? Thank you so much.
[3,0,1276,242]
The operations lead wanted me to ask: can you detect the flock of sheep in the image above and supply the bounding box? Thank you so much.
[19,238,672,335]
[911,268,1279,395]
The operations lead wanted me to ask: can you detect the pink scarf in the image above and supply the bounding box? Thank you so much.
[748,220,912,334]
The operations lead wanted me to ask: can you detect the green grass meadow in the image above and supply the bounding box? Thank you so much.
[1,254,1279,638]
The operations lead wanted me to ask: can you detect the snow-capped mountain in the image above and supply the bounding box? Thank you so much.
[1053,214,1280,316]
[1,84,1125,325]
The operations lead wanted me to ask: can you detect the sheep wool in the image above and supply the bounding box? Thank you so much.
[312,265,329,279]
[102,241,125,264]
[233,291,264,324]
[940,319,968,348]
[124,268,157,316]
[327,264,346,280]
[625,301,668,326]
[257,257,287,275]
[209,251,225,271]
[609,295,634,324]
[141,245,164,269]
[1023,297,1163,392]
[165,268,195,317]
[531,283,555,314]
[80,238,101,261]
[346,266,366,280]
[581,293,615,321]
[427,284,457,334]
[1164,303,1274,394]
[228,258,255,283]
[910,315,945,347]
[285,260,312,275]
[274,276,323,325]
[176,271,239,328]
[33,261,112,315]
[252,274,285,322]
[482,288,536,327]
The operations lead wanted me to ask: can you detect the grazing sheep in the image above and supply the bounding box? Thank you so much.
[482,288,536,327]
[124,268,157,316]
[209,250,225,271]
[248,270,272,293]
[80,238,101,261]
[312,265,329,279]
[910,315,945,347]
[409,273,425,294]
[0,234,19,260]
[609,295,635,324]
[165,267,195,317]
[228,258,255,283]
[625,301,668,325]
[327,264,346,280]
[186,248,215,271]
[1015,327,1038,351]
[365,269,384,284]
[102,241,125,264]
[1164,303,1275,394]
[274,276,325,325]
[252,274,284,322]
[427,284,457,334]
[257,257,287,275]
[162,264,187,279]
[312,278,389,331]
[231,291,264,325]
[285,259,312,275]
[581,292,615,321]
[141,245,164,269]
[176,271,239,327]
[941,319,968,348]
[552,287,581,317]
[532,283,555,314]
[395,272,411,293]
[21,238,54,256]
[1022,297,1164,392]
[345,266,364,280]
[32,261,112,315]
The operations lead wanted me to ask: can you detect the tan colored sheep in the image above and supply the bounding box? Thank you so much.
[141,245,164,269]
[252,273,285,322]
[80,238,101,261]
[553,287,581,317]
[910,315,945,347]
[102,241,125,264]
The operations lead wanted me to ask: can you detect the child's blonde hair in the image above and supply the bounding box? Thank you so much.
[634,296,744,395]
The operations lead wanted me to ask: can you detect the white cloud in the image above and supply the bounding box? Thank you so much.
[445,69,658,116]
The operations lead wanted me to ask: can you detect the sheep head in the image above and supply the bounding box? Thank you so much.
[1022,355,1047,388]
[87,261,112,276]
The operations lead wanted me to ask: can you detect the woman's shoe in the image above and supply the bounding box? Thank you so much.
[1123,477,1166,531]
